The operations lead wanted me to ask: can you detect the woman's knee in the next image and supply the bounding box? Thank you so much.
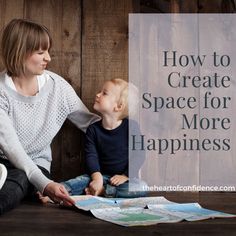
[6,169,30,194]
[0,169,30,215]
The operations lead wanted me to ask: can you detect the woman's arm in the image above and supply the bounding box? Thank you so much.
[0,109,52,192]
[0,109,74,205]
[54,74,100,132]
[67,105,100,133]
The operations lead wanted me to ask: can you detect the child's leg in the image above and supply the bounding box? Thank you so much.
[61,174,91,195]
[0,168,30,215]
[106,178,148,198]
[102,175,116,197]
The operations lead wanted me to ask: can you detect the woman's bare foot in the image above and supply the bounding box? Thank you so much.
[36,191,53,204]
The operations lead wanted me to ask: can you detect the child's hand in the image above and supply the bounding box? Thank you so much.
[86,179,104,196]
[110,175,128,186]
[85,172,104,196]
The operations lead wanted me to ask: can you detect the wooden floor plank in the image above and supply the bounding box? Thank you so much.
[0,192,236,236]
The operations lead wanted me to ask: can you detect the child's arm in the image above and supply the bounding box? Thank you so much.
[85,125,104,195]
[110,175,129,186]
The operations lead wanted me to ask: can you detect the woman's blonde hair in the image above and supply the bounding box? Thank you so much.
[109,78,139,120]
[1,18,52,77]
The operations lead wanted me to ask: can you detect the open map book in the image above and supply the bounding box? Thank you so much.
[71,195,235,226]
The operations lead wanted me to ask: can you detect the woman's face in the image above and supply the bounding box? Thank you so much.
[24,48,51,77]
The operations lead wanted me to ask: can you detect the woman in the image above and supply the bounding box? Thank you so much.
[0,19,99,215]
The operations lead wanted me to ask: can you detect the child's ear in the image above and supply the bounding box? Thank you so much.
[114,103,124,112]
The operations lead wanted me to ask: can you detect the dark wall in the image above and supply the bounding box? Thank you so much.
[0,0,234,181]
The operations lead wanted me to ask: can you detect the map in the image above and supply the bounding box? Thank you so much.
[71,195,235,226]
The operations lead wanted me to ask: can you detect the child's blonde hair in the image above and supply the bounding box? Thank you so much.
[109,78,138,120]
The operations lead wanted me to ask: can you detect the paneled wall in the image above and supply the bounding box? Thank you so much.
[0,0,234,181]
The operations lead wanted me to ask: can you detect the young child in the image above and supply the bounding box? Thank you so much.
[62,78,146,198]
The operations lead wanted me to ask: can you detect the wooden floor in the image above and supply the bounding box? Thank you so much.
[0,192,236,236]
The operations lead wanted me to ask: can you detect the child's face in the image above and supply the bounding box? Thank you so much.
[94,81,121,115]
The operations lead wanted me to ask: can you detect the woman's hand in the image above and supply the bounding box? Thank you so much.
[43,182,75,206]
[110,175,128,186]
